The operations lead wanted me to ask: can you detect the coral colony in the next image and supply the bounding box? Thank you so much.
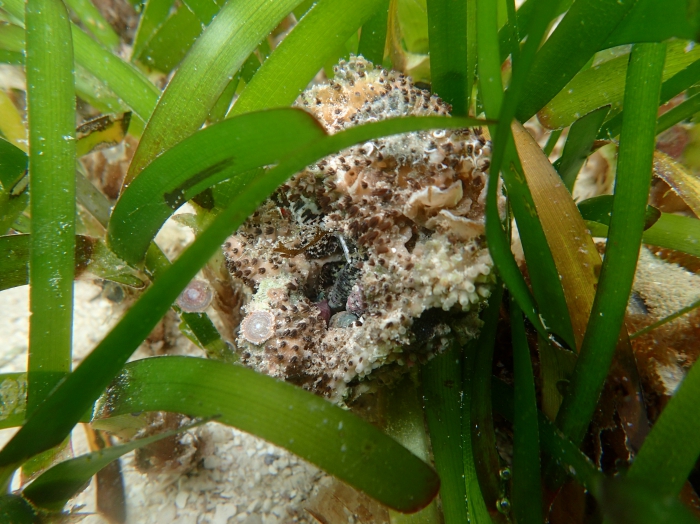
[223,56,500,402]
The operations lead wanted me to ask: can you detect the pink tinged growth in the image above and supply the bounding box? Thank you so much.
[315,300,332,326]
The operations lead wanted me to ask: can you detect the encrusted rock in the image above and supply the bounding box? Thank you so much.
[626,247,700,398]
[223,56,502,402]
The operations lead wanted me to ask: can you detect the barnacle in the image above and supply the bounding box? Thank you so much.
[176,280,213,313]
[223,56,502,402]
[240,310,276,345]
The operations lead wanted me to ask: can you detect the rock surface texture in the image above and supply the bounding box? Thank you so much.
[224,56,500,402]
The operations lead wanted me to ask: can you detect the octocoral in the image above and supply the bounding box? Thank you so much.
[222,56,501,402]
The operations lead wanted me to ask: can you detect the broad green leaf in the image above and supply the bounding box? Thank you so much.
[513,93,648,458]
[496,382,687,524]
[382,376,442,522]
[239,48,263,83]
[0,48,22,63]
[178,311,233,361]
[491,379,600,492]
[510,299,543,524]
[595,477,700,524]
[516,0,638,123]
[126,0,304,182]
[503,0,520,67]
[75,168,113,229]
[642,213,700,258]
[109,111,486,266]
[92,356,440,512]
[109,109,327,265]
[71,26,161,122]
[537,336,577,421]
[543,129,563,156]
[0,34,133,144]
[132,0,173,60]
[479,0,576,347]
[23,418,210,511]
[182,0,225,25]
[475,0,502,116]
[321,25,360,79]
[0,495,36,523]
[0,184,29,234]
[468,285,504,513]
[603,0,700,48]
[422,346,468,522]
[388,0,430,83]
[207,46,264,124]
[73,66,136,133]
[0,137,27,234]
[586,213,700,259]
[427,0,468,115]
[1,0,160,122]
[600,58,700,139]
[503,142,577,348]
[462,341,495,524]
[555,43,667,447]
[499,383,700,523]
[554,106,610,191]
[540,40,700,130]
[63,0,120,49]
[76,237,146,288]
[496,0,573,65]
[135,3,204,73]
[656,91,700,135]
[357,0,389,66]
[387,5,429,84]
[0,373,26,430]
[292,0,315,19]
[25,0,76,410]
[0,235,27,290]
[578,195,661,231]
[397,0,429,55]
[0,21,23,54]
[0,234,145,292]
[0,114,483,488]
[466,480,494,524]
[466,0,476,113]
[230,0,385,117]
[476,0,551,342]
[132,0,220,73]
[208,74,240,124]
[0,88,26,150]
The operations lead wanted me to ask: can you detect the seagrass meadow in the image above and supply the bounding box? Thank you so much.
[1,0,700,522]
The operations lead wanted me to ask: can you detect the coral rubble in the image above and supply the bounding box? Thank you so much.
[223,56,500,401]
[627,247,700,399]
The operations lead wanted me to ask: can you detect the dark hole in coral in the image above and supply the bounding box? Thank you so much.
[411,308,446,346]
[312,260,346,302]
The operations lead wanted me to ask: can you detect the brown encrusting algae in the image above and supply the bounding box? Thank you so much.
[223,56,501,402]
